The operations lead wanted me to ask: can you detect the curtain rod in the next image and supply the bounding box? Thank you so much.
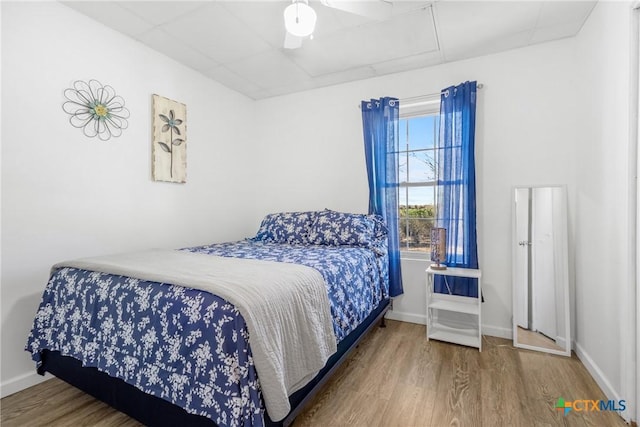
[400,83,484,103]
[358,83,484,109]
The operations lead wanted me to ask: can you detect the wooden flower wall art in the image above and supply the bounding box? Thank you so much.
[152,94,187,183]
[62,80,129,141]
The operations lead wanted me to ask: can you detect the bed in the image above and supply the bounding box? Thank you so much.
[26,210,390,427]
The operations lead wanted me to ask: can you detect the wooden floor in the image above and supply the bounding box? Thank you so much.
[2,321,627,427]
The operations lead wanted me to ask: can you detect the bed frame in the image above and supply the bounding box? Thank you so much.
[37,298,390,427]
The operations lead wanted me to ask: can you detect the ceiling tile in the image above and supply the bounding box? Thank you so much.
[435,1,541,51]
[160,3,272,64]
[371,51,443,75]
[117,1,206,26]
[266,80,319,98]
[245,88,274,100]
[311,66,376,87]
[62,1,153,37]
[443,29,534,63]
[530,21,584,45]
[202,65,264,96]
[221,1,289,48]
[291,7,438,77]
[225,49,311,90]
[136,28,219,72]
[391,1,435,16]
[307,2,364,36]
[320,1,376,28]
[537,1,596,28]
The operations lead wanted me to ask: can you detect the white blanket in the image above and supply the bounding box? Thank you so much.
[54,249,337,421]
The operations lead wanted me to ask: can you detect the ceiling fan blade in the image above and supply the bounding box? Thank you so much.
[284,31,303,49]
[320,0,392,21]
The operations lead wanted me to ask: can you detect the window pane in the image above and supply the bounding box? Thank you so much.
[407,186,435,208]
[408,115,438,150]
[398,218,434,252]
[399,119,409,150]
[398,187,409,251]
[398,151,408,183]
[408,150,436,182]
[398,187,409,215]
[399,187,436,252]
[397,113,439,254]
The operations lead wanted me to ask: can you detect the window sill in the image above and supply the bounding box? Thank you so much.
[400,251,431,262]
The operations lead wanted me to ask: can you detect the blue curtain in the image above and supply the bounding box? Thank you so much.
[434,81,479,297]
[361,97,403,297]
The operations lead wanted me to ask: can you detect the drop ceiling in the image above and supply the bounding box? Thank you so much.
[62,1,597,100]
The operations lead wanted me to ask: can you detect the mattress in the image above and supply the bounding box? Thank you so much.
[26,239,389,427]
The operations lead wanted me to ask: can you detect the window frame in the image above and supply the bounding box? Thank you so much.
[398,99,440,261]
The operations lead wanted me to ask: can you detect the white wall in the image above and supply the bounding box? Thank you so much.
[573,0,635,415]
[0,2,257,396]
[252,38,580,337]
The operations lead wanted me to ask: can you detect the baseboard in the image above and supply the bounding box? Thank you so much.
[574,342,622,404]
[385,310,512,339]
[482,324,512,339]
[574,342,631,422]
[385,310,426,325]
[1,371,49,398]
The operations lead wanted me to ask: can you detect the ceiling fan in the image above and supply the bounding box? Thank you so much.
[283,0,393,49]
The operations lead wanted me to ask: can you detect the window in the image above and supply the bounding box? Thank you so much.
[398,105,440,255]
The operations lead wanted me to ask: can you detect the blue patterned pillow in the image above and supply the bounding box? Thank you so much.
[308,210,379,247]
[369,214,388,238]
[254,211,316,245]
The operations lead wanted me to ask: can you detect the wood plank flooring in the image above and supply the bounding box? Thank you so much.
[1,320,627,427]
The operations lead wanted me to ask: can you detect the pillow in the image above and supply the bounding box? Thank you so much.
[308,210,379,247]
[368,214,388,238]
[253,211,316,245]
[369,214,390,253]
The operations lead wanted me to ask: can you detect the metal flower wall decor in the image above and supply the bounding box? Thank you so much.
[62,80,130,141]
[152,94,187,183]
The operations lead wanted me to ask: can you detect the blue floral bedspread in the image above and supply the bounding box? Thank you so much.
[26,240,388,427]
[185,240,389,341]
